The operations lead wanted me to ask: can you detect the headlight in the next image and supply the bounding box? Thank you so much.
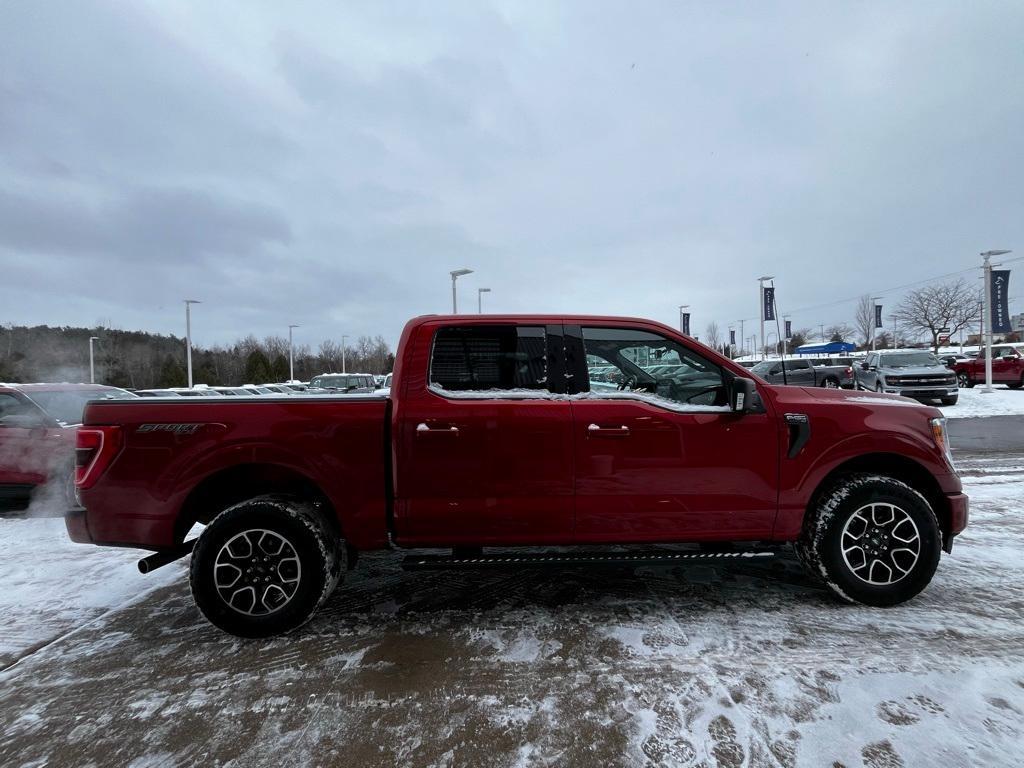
[930,417,955,470]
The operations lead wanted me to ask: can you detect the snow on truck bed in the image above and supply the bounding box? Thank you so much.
[0,456,1022,766]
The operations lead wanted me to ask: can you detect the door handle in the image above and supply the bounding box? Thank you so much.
[587,423,630,438]
[416,423,459,435]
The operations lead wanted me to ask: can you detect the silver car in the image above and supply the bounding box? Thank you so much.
[856,350,958,405]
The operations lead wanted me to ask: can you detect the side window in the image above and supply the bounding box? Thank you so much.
[0,394,33,423]
[430,325,548,392]
[581,327,726,408]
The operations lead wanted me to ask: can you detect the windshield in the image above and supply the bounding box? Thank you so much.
[27,388,135,425]
[879,353,941,368]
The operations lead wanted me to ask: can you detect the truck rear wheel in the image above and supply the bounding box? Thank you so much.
[190,496,343,637]
[956,372,973,388]
[796,474,941,606]
[1008,374,1024,390]
[820,377,840,389]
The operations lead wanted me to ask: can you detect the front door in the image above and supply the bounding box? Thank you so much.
[394,322,575,546]
[567,325,779,543]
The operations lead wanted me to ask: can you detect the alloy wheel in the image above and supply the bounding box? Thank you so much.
[840,503,921,585]
[213,529,302,615]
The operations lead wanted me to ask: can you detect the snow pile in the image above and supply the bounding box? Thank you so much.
[940,386,1024,418]
[428,384,731,413]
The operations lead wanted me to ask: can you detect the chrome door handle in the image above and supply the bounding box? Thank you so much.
[587,423,630,437]
[416,423,459,435]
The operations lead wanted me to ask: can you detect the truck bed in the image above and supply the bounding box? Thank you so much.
[75,396,391,550]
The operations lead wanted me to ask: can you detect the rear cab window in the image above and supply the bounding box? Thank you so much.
[429,325,551,395]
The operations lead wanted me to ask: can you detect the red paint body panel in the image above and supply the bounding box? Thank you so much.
[77,398,389,549]
[71,314,966,554]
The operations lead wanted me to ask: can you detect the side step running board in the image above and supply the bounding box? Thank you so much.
[402,549,777,571]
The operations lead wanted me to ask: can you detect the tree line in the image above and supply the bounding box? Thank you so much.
[0,324,394,389]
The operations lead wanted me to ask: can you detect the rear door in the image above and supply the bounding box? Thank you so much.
[783,359,814,386]
[567,325,780,542]
[394,322,575,545]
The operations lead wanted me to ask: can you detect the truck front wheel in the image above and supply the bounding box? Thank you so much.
[190,496,343,637]
[956,372,973,388]
[796,475,941,606]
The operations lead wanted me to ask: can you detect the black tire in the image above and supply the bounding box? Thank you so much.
[820,377,840,389]
[190,495,343,637]
[1008,374,1024,390]
[956,372,973,389]
[796,474,941,606]
[940,396,958,406]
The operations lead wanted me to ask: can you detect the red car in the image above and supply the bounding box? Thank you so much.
[952,343,1024,389]
[70,315,967,637]
[0,383,135,513]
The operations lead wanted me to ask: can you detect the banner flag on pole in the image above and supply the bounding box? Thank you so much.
[730,329,736,346]
[874,303,883,329]
[681,312,691,336]
[763,287,776,321]
[991,270,1011,333]
[784,319,792,339]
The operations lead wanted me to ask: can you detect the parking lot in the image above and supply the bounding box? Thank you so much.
[2,441,1022,767]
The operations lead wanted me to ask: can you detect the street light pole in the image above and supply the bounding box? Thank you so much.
[88,336,99,384]
[341,335,348,374]
[678,305,689,334]
[450,268,473,313]
[981,250,1012,392]
[478,287,491,313]
[288,325,300,382]
[183,300,201,388]
[758,276,773,359]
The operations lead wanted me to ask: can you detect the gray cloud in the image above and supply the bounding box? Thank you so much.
[1,1,1022,350]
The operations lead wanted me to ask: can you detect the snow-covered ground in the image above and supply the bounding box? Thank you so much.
[0,455,1022,766]
[0,516,180,668]
[940,385,1024,418]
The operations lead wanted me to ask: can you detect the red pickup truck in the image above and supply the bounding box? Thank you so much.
[952,343,1024,389]
[69,315,968,637]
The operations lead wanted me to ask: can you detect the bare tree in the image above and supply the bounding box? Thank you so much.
[853,295,876,348]
[825,323,854,343]
[893,279,981,352]
[704,322,722,351]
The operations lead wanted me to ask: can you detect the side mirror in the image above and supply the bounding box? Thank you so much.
[861,362,870,371]
[731,377,755,413]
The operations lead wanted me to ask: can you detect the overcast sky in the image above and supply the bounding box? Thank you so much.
[2,1,1022,349]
